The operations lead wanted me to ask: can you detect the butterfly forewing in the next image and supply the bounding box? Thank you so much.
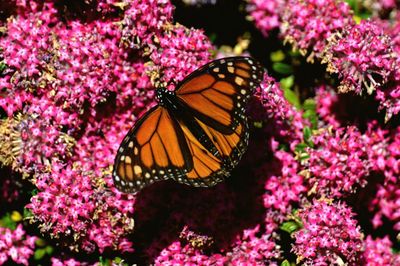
[113,106,192,193]
[176,57,264,133]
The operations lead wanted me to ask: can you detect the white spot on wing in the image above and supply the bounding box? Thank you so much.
[235,77,244,86]
[134,165,142,175]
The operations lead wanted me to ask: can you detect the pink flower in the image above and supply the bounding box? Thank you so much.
[363,236,400,265]
[121,0,174,49]
[51,257,98,266]
[292,200,363,265]
[247,0,285,37]
[250,75,305,146]
[322,20,396,95]
[0,110,75,175]
[375,15,400,120]
[0,0,211,254]
[26,161,135,253]
[306,126,371,197]
[154,241,227,265]
[281,0,354,61]
[367,125,400,230]
[315,86,342,128]
[0,224,36,266]
[260,151,306,216]
[225,225,281,265]
[148,24,213,88]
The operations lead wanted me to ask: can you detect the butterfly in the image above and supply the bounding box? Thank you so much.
[113,56,264,193]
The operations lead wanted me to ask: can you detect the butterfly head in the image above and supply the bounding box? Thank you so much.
[156,87,175,107]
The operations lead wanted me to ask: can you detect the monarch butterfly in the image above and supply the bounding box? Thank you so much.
[113,57,264,193]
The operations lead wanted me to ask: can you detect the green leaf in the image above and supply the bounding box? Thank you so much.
[344,0,371,18]
[45,245,54,255]
[282,83,301,110]
[281,260,291,266]
[0,62,6,73]
[299,153,310,161]
[208,33,217,43]
[280,75,294,91]
[302,98,318,129]
[278,143,289,151]
[272,62,293,75]
[23,208,34,218]
[302,109,315,119]
[114,257,123,263]
[31,189,38,196]
[113,257,128,266]
[280,220,302,234]
[35,238,46,247]
[344,0,357,9]
[270,50,285,62]
[34,249,47,260]
[98,256,106,265]
[288,49,301,57]
[302,126,314,147]
[0,213,17,229]
[303,127,312,142]
[303,98,316,110]
[295,143,307,153]
[295,142,310,162]
[303,110,318,129]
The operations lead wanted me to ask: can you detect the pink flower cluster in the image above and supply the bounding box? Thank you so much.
[281,0,354,60]
[247,0,284,37]
[377,14,400,120]
[148,24,213,88]
[307,126,371,197]
[26,162,135,253]
[261,150,306,216]
[225,225,281,265]
[249,0,399,119]
[0,111,75,176]
[0,225,36,265]
[368,125,400,230]
[121,0,174,49]
[153,220,281,265]
[363,236,400,265]
[293,200,364,265]
[155,241,227,265]
[251,75,305,144]
[322,20,396,96]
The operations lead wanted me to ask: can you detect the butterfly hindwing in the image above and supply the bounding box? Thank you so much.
[173,118,249,187]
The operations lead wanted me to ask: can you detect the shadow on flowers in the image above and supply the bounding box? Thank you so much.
[130,133,269,263]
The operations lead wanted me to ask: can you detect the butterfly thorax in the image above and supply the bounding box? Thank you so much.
[156,87,220,158]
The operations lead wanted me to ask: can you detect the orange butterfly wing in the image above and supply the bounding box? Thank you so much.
[113,57,264,193]
[113,106,192,192]
[175,118,248,187]
[176,57,263,133]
